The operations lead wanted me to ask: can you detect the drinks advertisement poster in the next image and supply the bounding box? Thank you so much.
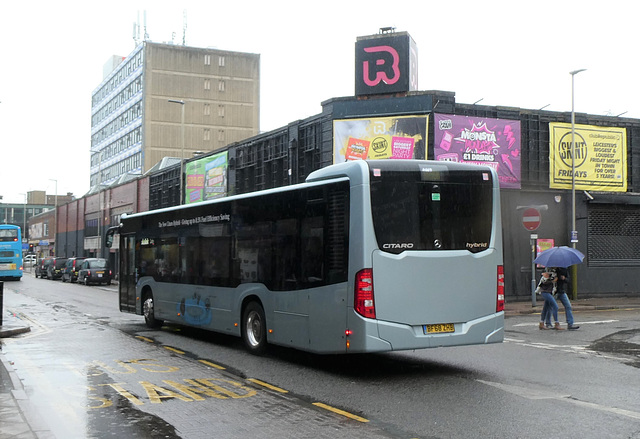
[333,115,428,163]
[434,113,521,189]
[536,238,555,268]
[184,151,228,204]
[548,122,627,191]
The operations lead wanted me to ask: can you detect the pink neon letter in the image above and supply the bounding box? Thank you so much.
[362,45,400,86]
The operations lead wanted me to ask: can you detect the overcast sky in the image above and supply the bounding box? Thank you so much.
[1,0,637,204]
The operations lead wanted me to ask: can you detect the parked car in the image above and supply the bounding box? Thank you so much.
[77,258,112,286]
[23,254,37,266]
[62,257,86,283]
[46,257,68,280]
[35,257,53,278]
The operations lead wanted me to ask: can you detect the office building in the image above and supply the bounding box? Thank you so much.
[90,41,260,189]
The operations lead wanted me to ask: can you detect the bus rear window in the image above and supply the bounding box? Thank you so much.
[370,165,493,254]
[0,229,18,242]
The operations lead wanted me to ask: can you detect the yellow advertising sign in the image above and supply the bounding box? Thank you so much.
[333,115,428,163]
[549,123,627,191]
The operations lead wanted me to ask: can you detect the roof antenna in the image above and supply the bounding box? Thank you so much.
[143,10,149,41]
[182,10,188,45]
[133,11,141,47]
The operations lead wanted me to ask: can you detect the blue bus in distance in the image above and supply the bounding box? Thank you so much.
[0,225,23,280]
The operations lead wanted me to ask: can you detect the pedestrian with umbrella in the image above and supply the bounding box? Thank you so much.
[536,267,563,330]
[534,246,585,331]
[552,266,580,330]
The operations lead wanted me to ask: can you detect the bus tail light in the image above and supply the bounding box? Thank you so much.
[497,265,505,312]
[355,268,376,319]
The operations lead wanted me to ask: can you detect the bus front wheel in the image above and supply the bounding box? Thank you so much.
[242,302,267,355]
[143,291,163,329]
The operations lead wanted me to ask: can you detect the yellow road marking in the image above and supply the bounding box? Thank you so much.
[198,359,225,370]
[312,402,369,423]
[164,346,185,354]
[135,336,155,343]
[247,378,288,393]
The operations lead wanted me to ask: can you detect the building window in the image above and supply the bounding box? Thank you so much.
[219,56,225,67]
[204,54,211,66]
[218,105,225,118]
[204,104,211,116]
[204,129,211,141]
[218,130,225,142]
[218,80,225,92]
[204,79,211,90]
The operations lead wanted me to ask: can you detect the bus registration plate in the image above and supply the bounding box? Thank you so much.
[424,323,455,334]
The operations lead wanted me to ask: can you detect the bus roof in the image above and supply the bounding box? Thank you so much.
[120,159,497,224]
[121,175,350,223]
[306,159,496,183]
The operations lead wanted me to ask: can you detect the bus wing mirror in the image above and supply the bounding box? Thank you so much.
[105,226,118,248]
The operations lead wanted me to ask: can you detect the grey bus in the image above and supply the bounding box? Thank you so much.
[109,160,504,354]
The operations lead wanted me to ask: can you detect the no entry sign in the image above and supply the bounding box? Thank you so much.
[522,208,541,231]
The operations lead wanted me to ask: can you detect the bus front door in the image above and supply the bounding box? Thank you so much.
[120,234,137,313]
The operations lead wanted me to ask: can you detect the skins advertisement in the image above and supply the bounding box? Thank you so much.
[434,113,521,189]
[549,123,627,191]
[333,115,427,163]
[184,151,228,204]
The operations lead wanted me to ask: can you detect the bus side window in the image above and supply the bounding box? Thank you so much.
[301,236,323,282]
[235,221,270,283]
[273,218,297,290]
[301,216,324,284]
[203,237,230,286]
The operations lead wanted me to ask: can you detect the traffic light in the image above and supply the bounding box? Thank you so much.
[28,243,34,253]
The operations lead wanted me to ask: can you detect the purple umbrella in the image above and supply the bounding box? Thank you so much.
[534,246,585,268]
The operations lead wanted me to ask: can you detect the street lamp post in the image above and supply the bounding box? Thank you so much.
[570,68,586,300]
[89,147,108,258]
[19,193,26,245]
[91,149,104,258]
[168,99,185,205]
[49,179,57,256]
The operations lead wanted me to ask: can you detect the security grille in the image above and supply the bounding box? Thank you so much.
[588,205,640,266]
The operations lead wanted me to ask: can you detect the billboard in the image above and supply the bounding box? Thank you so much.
[355,32,418,96]
[549,123,627,191]
[184,151,228,204]
[434,113,521,189]
[333,115,428,163]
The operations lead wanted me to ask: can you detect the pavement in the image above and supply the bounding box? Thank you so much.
[503,294,640,317]
[1,310,52,438]
[1,293,639,438]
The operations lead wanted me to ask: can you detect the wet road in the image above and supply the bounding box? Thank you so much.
[1,276,393,438]
[2,274,640,438]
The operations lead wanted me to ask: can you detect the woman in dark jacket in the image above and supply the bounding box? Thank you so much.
[538,268,564,330]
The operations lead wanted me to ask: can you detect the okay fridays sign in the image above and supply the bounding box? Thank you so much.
[549,122,627,192]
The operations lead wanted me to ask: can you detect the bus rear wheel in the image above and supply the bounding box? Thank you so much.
[242,302,267,355]
[143,291,163,329]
